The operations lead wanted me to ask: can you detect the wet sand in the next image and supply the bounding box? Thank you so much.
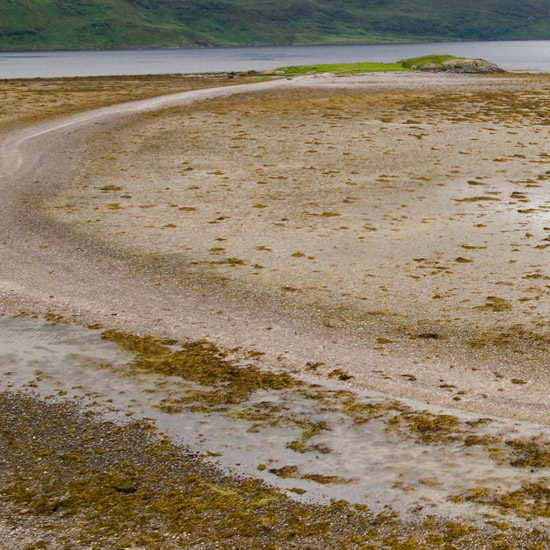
[2,72,550,547]
[1,314,550,549]
[2,72,550,421]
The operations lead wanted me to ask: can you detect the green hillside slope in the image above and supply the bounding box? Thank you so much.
[2,0,550,50]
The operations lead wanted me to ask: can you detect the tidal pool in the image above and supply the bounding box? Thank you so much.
[2,314,550,528]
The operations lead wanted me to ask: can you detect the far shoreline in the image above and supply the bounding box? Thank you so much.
[0,38,526,55]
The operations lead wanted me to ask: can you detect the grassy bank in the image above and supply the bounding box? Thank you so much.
[275,55,498,75]
[274,61,411,76]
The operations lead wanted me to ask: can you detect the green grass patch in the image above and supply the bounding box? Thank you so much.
[275,55,499,75]
[275,61,411,76]
[399,54,459,69]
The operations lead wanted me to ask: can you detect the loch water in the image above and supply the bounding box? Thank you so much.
[1,40,550,79]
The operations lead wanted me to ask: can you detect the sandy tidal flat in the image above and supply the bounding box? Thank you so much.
[45,72,550,421]
[3,72,550,547]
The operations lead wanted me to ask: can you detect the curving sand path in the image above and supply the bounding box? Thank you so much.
[2,72,550,426]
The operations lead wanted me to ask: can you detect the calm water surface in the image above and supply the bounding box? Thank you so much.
[1,41,550,78]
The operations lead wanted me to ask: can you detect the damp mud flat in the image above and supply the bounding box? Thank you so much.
[2,72,550,547]
[22,70,550,422]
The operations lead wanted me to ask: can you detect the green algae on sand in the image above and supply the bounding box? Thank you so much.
[2,392,549,549]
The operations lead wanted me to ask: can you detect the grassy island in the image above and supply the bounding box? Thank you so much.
[275,55,501,75]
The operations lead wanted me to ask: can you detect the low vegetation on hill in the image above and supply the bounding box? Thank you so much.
[2,0,550,50]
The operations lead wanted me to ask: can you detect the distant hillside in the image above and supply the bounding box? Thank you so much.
[2,0,550,50]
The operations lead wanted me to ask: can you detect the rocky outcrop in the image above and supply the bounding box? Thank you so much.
[416,58,503,73]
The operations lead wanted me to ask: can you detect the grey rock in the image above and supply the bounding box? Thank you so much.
[417,58,503,74]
